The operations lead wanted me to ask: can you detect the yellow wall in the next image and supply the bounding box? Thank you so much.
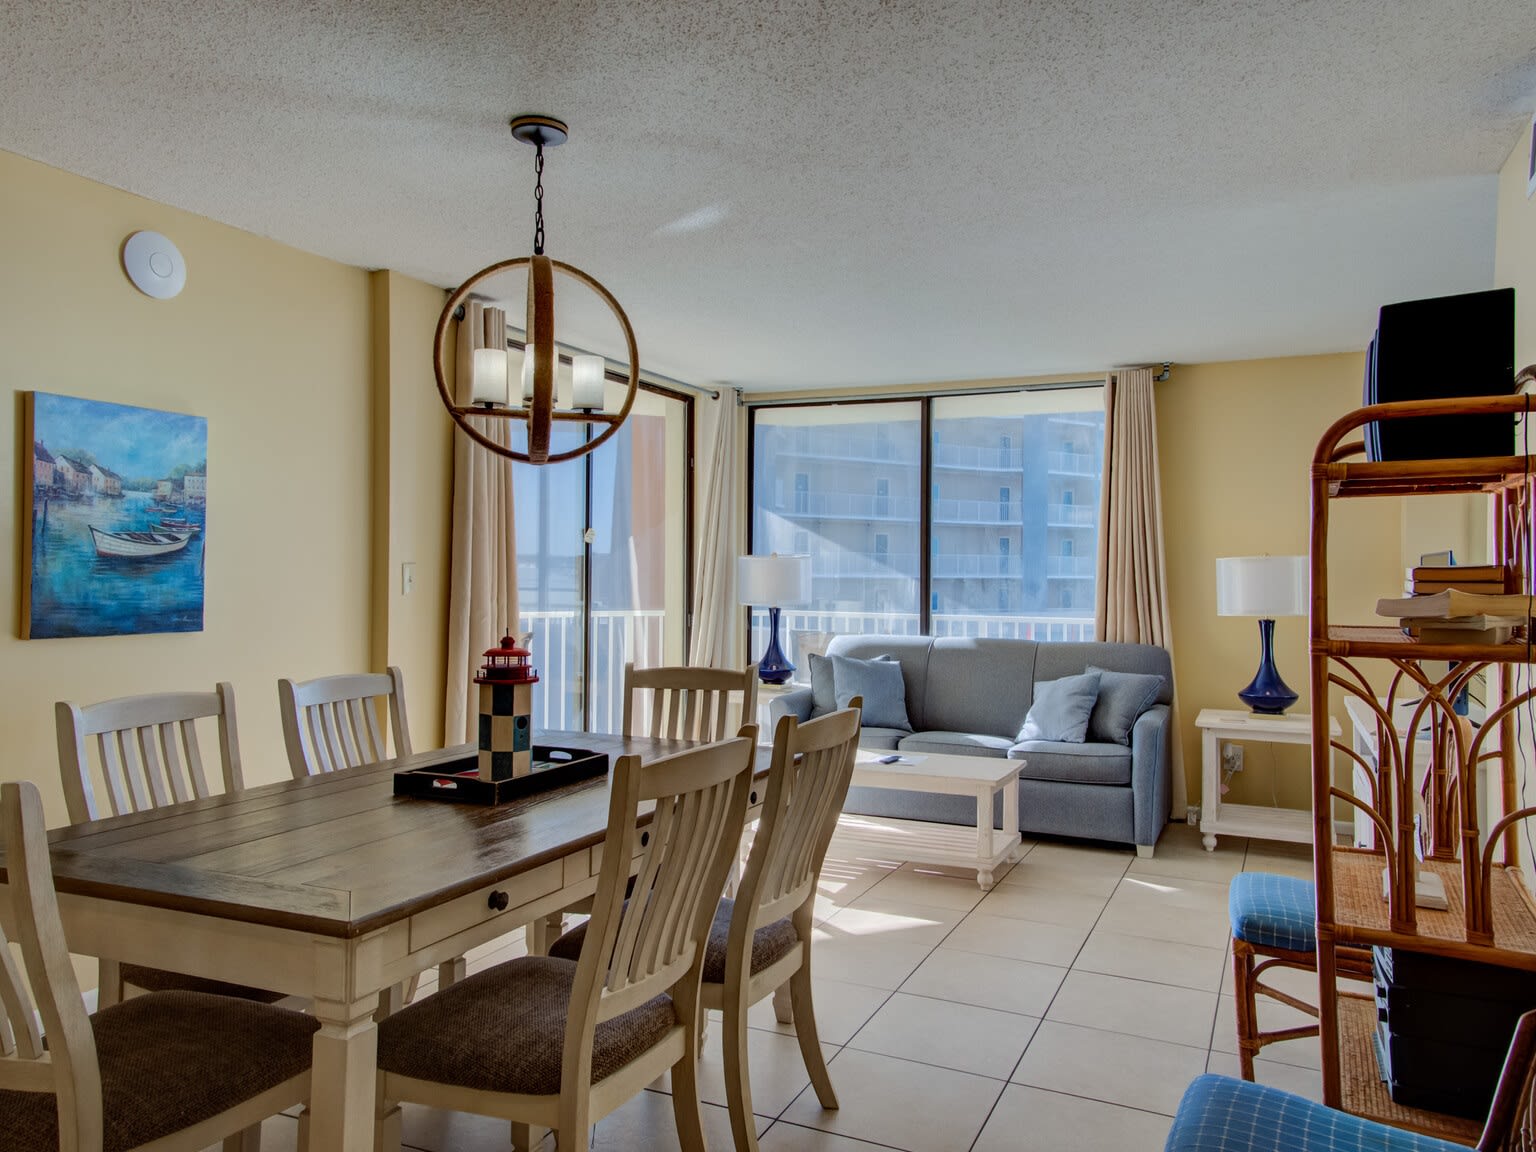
[1158,353,1403,810]
[0,150,377,822]
[1497,126,1536,360]
[369,270,453,746]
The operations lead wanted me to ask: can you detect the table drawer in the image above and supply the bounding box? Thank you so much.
[408,860,564,950]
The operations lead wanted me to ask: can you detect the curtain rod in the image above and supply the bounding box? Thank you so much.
[740,378,1106,408]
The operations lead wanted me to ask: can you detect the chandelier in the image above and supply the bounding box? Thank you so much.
[432,115,639,465]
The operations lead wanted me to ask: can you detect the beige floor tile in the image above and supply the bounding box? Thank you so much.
[1242,841,1315,880]
[1012,1020,1209,1116]
[973,1083,1172,1152]
[1115,873,1233,912]
[1096,880,1230,948]
[1210,993,1323,1069]
[898,857,1019,883]
[1045,969,1217,1048]
[866,868,989,911]
[592,1090,767,1148]
[401,1101,539,1152]
[744,976,891,1045]
[1130,830,1247,884]
[808,926,935,990]
[1023,840,1136,874]
[848,991,1039,1078]
[974,883,1106,929]
[651,1021,838,1117]
[782,1048,1007,1152]
[1075,929,1227,991]
[901,947,1066,1017]
[199,1115,302,1152]
[1207,1050,1325,1102]
[758,1120,898,1150]
[828,897,967,948]
[1000,858,1127,898]
[944,911,1090,967]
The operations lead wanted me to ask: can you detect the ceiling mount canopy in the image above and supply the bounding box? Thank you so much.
[432,114,639,465]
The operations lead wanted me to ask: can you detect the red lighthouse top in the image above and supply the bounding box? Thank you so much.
[475,633,539,685]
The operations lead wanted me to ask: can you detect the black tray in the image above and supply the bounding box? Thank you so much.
[393,745,608,806]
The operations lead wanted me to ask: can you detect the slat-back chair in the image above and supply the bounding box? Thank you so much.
[0,781,320,1152]
[622,663,758,743]
[55,684,287,1012]
[373,735,756,1152]
[55,683,243,824]
[277,666,411,779]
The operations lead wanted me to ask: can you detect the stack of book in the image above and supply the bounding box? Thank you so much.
[1375,580,1532,644]
[1404,564,1506,595]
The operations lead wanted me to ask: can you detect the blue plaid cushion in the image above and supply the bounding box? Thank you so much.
[1166,1074,1467,1152]
[1229,872,1317,952]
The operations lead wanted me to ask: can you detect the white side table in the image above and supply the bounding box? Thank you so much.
[1195,708,1339,852]
[754,682,803,735]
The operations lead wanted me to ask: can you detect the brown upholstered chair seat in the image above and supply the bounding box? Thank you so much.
[549,897,800,985]
[0,991,320,1152]
[119,961,287,1003]
[377,955,677,1095]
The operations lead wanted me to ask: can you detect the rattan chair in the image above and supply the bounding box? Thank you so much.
[372,735,756,1152]
[0,780,319,1152]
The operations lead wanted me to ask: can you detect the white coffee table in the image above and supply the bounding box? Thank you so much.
[849,749,1024,889]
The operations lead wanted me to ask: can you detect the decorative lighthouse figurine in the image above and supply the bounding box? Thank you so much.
[475,632,538,782]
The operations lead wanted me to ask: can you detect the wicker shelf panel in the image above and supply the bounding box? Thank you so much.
[1337,995,1483,1145]
[1322,455,1532,500]
[1329,850,1536,967]
[1319,626,1532,660]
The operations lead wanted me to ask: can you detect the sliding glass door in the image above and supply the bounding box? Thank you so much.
[514,375,691,732]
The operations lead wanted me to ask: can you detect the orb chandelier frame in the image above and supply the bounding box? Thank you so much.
[432,115,640,465]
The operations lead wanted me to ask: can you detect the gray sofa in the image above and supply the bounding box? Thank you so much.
[768,634,1174,856]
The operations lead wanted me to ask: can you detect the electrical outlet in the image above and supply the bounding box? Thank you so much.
[1221,742,1244,774]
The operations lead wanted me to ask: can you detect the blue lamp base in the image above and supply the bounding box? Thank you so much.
[755,606,795,685]
[1238,617,1298,715]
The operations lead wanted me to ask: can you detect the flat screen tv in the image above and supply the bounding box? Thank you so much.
[1364,287,1515,462]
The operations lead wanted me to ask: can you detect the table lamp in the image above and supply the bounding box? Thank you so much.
[738,554,812,685]
[1217,555,1308,715]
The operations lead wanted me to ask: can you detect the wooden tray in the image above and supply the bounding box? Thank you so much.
[393,745,608,805]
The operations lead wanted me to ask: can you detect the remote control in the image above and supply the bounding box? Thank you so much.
[877,754,901,764]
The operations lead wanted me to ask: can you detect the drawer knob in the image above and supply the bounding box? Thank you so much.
[640,830,650,847]
[750,790,758,804]
[487,890,509,912]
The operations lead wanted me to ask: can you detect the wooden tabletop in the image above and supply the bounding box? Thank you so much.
[3,732,731,940]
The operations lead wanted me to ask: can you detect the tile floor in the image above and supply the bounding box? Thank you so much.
[235,822,1325,1152]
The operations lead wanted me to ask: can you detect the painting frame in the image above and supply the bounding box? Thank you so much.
[24,391,209,639]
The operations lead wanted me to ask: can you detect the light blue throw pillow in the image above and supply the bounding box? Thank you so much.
[831,653,911,731]
[1017,671,1102,743]
[1085,665,1165,745]
[808,653,838,718]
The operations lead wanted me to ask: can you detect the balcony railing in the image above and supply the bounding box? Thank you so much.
[1045,555,1096,578]
[932,442,1017,471]
[517,608,667,734]
[931,498,1020,525]
[752,609,1097,661]
[931,554,1015,578]
[769,492,920,520]
[1045,503,1096,527]
[1047,451,1097,475]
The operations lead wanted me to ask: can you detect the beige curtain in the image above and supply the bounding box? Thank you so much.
[687,388,741,667]
[1096,367,1188,817]
[443,302,519,744]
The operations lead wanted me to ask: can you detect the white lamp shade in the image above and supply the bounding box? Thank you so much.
[471,348,509,405]
[572,354,605,410]
[520,345,535,401]
[1216,555,1308,617]
[738,554,812,607]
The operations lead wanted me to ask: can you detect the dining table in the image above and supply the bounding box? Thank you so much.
[0,731,767,1152]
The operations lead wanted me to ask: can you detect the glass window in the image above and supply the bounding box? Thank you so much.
[750,401,922,650]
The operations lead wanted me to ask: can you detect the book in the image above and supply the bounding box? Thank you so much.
[1376,589,1536,620]
[1407,564,1504,582]
[1406,579,1507,595]
[1404,623,1515,645]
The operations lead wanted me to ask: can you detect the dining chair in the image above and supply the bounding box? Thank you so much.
[0,780,321,1152]
[551,703,863,1152]
[372,734,757,1152]
[277,665,411,779]
[622,662,759,742]
[54,683,286,1011]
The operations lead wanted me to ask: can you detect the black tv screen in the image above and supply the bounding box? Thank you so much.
[1365,287,1515,462]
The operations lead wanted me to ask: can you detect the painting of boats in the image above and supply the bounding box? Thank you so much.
[24,391,207,638]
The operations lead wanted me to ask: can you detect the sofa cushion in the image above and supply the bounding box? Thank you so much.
[826,635,933,729]
[1008,740,1133,786]
[857,726,907,750]
[1086,666,1166,746]
[1033,642,1174,705]
[898,731,1014,758]
[808,653,837,718]
[832,654,912,731]
[1016,671,1100,743]
[923,638,1038,739]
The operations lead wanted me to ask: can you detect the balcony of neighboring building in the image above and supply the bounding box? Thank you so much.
[765,491,921,521]
[1044,555,1097,579]
[762,430,919,466]
[1045,502,1096,527]
[1046,450,1098,476]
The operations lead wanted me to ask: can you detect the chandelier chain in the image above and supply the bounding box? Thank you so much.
[533,143,546,255]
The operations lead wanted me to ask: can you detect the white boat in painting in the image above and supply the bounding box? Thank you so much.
[89,525,194,559]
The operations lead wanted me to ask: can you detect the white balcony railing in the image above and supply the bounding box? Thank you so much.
[518,608,667,734]
[1047,451,1097,475]
[751,609,1097,664]
[1045,555,1096,578]
[1045,503,1096,527]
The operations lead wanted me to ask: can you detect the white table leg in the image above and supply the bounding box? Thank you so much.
[772,982,794,1025]
[976,788,996,890]
[526,910,566,956]
[1201,727,1220,851]
[307,993,380,1152]
[1002,777,1022,861]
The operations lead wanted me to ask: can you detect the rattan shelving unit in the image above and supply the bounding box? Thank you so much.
[1310,394,1536,1144]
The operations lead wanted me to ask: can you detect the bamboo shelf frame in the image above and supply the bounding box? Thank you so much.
[1310,394,1536,1132]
